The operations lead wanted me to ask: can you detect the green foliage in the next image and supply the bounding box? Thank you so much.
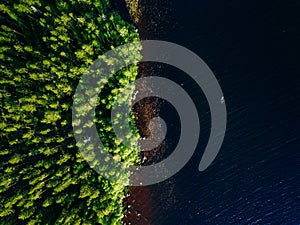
[0,0,141,224]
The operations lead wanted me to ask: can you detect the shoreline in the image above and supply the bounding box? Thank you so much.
[119,1,170,224]
[123,61,161,225]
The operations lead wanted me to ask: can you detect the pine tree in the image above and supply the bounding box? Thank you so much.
[0,0,141,224]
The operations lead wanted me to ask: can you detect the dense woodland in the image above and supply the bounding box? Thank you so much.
[0,0,141,224]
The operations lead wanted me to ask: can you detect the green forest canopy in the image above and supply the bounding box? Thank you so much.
[0,0,141,224]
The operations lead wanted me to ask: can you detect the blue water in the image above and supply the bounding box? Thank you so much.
[123,0,300,224]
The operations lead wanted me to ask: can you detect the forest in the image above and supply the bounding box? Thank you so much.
[0,0,141,224]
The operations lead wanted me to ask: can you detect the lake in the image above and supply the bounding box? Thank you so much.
[118,0,300,224]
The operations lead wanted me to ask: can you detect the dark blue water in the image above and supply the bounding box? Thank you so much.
[123,0,300,224]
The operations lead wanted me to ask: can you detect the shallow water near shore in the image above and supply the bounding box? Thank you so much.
[118,0,300,224]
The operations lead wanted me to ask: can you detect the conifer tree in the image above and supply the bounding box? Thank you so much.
[0,0,141,224]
